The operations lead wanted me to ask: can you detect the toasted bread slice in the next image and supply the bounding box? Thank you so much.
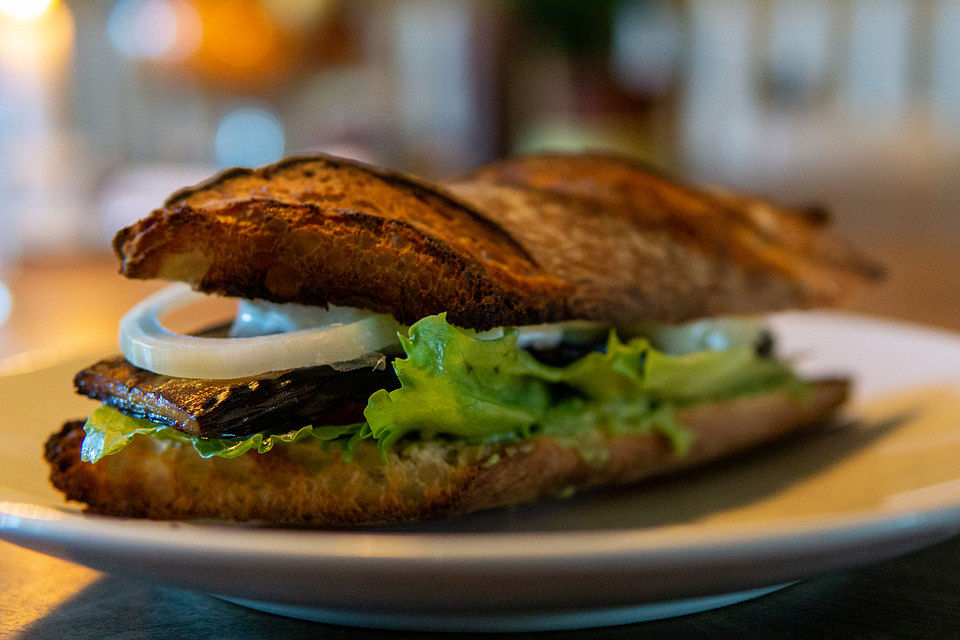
[45,379,848,527]
[113,154,880,330]
[453,153,882,297]
[113,156,562,330]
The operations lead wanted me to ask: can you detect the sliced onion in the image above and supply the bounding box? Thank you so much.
[119,284,405,379]
[484,317,765,354]
[636,317,763,354]
[478,321,609,350]
[230,299,378,338]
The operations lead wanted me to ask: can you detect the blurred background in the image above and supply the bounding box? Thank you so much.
[0,0,959,357]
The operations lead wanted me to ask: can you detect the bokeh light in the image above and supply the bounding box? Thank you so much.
[0,282,10,327]
[0,0,56,22]
[0,0,74,80]
[189,0,285,88]
[107,0,201,61]
[214,106,285,168]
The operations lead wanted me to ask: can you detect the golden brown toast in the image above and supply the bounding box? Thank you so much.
[455,153,882,295]
[113,154,880,330]
[45,379,848,526]
[113,155,561,330]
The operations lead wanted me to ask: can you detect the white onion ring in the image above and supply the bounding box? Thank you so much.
[119,284,405,379]
[480,321,608,349]
[636,317,763,354]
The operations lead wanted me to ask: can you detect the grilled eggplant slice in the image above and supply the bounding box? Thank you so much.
[74,356,398,438]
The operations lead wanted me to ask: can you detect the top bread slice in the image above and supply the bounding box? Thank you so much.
[113,153,880,330]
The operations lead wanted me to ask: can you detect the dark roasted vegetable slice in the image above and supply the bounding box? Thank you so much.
[74,356,398,438]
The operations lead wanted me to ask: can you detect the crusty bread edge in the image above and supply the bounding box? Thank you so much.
[45,379,849,527]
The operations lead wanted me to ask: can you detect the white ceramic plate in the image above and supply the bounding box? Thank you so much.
[2,312,960,632]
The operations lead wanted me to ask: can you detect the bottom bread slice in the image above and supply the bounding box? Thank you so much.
[45,379,848,527]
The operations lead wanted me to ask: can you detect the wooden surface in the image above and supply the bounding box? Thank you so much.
[1,248,959,639]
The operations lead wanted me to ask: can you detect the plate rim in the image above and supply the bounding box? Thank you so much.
[2,496,960,565]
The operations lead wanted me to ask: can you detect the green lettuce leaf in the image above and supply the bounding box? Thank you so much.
[80,405,363,464]
[80,406,165,462]
[364,313,800,455]
[363,315,552,454]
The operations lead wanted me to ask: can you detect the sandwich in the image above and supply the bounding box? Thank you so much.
[44,153,881,526]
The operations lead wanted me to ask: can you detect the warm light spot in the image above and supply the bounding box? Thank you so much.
[0,542,102,630]
[0,0,74,76]
[190,0,284,86]
[0,0,56,22]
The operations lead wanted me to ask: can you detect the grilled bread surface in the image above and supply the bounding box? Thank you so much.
[113,154,880,330]
[113,155,561,329]
[46,379,848,527]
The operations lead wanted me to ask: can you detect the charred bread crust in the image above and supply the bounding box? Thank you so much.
[113,154,564,329]
[161,154,538,266]
[114,199,564,329]
[451,153,883,301]
[113,153,880,330]
[45,379,849,527]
